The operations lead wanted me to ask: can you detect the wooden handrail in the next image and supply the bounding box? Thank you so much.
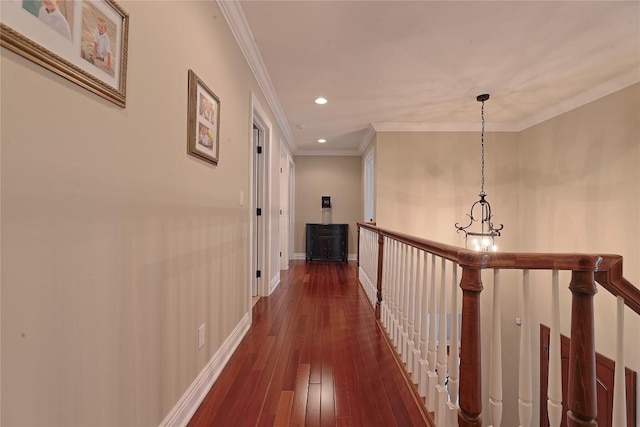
[595,257,640,315]
[358,222,639,313]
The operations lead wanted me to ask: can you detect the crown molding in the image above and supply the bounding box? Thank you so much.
[372,68,639,134]
[370,122,518,132]
[213,4,638,154]
[356,125,377,155]
[217,0,296,153]
[513,67,640,131]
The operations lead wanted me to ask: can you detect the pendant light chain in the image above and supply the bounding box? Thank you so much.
[480,99,486,196]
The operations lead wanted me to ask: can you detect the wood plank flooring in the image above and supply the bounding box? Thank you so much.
[188,260,430,427]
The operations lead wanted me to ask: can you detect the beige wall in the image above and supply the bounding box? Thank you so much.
[1,1,286,425]
[294,156,362,257]
[373,83,640,426]
[517,83,640,426]
[376,131,520,250]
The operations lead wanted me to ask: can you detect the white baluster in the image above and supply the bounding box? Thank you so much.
[419,250,430,397]
[406,247,416,372]
[398,244,406,353]
[369,231,376,304]
[373,233,378,305]
[386,237,394,332]
[372,232,378,305]
[388,238,396,336]
[364,231,370,299]
[489,269,503,427]
[380,237,388,330]
[401,244,410,364]
[446,263,460,427]
[547,270,562,427]
[612,295,627,427]
[393,240,401,348]
[519,270,533,427]
[412,249,423,379]
[426,253,438,410]
[435,258,449,426]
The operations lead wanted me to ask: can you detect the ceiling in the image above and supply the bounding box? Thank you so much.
[225,1,639,155]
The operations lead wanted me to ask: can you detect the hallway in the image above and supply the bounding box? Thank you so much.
[188,261,429,426]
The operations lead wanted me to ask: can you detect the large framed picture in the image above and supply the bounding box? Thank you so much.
[187,69,221,166]
[1,0,129,107]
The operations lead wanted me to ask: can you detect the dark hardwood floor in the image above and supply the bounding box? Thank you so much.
[188,260,429,427]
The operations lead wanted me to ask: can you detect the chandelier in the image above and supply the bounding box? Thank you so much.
[455,94,503,252]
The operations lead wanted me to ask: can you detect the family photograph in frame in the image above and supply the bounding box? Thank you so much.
[187,69,221,166]
[1,0,129,107]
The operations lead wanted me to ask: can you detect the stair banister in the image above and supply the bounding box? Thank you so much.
[356,223,638,427]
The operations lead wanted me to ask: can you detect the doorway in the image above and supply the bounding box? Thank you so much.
[251,94,272,299]
[252,124,263,297]
[279,145,294,270]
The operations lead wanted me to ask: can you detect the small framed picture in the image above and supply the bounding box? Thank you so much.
[0,0,129,107]
[187,69,221,166]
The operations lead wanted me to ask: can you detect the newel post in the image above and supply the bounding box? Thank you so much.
[567,270,598,427]
[375,232,384,320]
[458,266,483,427]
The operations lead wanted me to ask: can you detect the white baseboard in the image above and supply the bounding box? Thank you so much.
[270,273,280,294]
[159,312,251,427]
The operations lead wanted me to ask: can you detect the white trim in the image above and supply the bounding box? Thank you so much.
[371,69,639,134]
[293,252,306,260]
[357,125,376,155]
[513,67,640,131]
[159,313,251,427]
[251,93,273,298]
[371,122,517,133]
[217,0,295,153]
[270,273,281,295]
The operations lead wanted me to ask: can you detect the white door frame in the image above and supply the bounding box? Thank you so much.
[279,143,291,270]
[251,94,272,297]
[364,148,375,222]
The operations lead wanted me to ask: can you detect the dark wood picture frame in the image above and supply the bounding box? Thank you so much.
[1,0,129,107]
[187,69,221,166]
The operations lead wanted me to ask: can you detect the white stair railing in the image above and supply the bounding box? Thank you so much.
[446,263,460,427]
[488,269,503,427]
[406,246,417,374]
[411,249,424,380]
[547,270,562,427]
[426,253,438,410]
[518,270,533,427]
[435,258,449,426]
[613,295,627,427]
[419,249,430,397]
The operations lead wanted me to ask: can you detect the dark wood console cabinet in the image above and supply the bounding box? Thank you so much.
[305,223,348,262]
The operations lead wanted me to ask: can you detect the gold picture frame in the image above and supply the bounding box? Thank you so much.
[187,69,221,166]
[1,0,129,107]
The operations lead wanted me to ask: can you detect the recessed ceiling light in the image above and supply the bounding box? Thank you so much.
[318,139,327,143]
[314,97,328,105]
